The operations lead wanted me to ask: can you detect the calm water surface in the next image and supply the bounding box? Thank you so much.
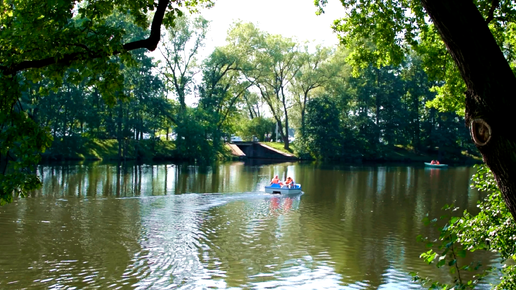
[0,161,500,289]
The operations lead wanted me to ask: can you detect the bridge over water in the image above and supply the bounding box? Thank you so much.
[227,141,297,160]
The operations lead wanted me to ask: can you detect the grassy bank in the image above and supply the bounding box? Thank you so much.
[43,137,481,165]
[262,142,295,154]
[42,137,177,161]
[42,137,238,162]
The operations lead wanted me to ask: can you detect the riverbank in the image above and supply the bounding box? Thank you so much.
[41,138,234,162]
[262,142,481,165]
[42,138,174,161]
[41,137,481,165]
[365,144,482,165]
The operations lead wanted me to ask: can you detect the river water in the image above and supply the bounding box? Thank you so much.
[0,161,500,289]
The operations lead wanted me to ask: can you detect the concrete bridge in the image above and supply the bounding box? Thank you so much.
[227,141,297,160]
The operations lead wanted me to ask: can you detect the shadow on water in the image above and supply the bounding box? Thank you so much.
[242,159,298,166]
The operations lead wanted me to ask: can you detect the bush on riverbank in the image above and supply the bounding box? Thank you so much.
[366,144,481,164]
[266,140,480,165]
[412,165,516,289]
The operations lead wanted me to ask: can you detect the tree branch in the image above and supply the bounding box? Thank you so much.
[1,0,170,76]
[485,0,499,24]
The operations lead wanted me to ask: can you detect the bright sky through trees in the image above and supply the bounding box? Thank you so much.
[161,0,346,105]
[199,0,345,58]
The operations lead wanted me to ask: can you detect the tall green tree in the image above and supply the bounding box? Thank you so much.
[305,95,344,160]
[290,45,333,138]
[258,34,301,150]
[399,54,433,151]
[225,22,306,149]
[22,11,170,160]
[317,0,516,219]
[159,14,209,112]
[198,46,253,135]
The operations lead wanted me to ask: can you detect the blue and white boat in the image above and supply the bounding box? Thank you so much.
[424,162,448,168]
[265,183,302,195]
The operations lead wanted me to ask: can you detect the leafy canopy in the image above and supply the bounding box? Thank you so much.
[315,0,516,114]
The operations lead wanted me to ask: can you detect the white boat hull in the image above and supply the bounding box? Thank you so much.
[424,162,448,168]
[265,184,302,195]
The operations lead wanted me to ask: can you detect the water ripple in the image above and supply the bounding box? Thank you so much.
[0,163,500,289]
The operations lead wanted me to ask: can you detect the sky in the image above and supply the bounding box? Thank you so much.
[154,0,347,106]
[198,0,346,57]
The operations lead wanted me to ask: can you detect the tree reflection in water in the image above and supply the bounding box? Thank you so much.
[0,162,500,289]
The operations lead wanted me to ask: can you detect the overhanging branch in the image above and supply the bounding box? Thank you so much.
[1,0,170,76]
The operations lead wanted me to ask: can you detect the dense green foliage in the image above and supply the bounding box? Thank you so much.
[315,0,516,114]
[23,13,171,160]
[239,117,275,142]
[300,55,473,162]
[304,95,349,159]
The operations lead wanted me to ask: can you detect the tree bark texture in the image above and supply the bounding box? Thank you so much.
[420,0,516,219]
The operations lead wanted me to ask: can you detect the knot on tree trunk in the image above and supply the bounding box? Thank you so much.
[465,90,492,146]
[471,118,492,146]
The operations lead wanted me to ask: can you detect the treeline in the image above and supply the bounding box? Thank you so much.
[22,13,475,163]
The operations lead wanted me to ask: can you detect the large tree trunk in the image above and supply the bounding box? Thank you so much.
[421,0,516,219]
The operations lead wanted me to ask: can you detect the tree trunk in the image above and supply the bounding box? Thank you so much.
[275,120,286,146]
[140,117,143,140]
[375,68,381,144]
[0,153,8,178]
[284,109,290,150]
[413,93,420,152]
[280,87,290,150]
[421,0,516,219]
[301,91,309,138]
[117,101,123,160]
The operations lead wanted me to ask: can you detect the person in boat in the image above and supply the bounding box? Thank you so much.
[430,160,436,164]
[285,177,295,188]
[270,175,280,185]
[436,160,440,164]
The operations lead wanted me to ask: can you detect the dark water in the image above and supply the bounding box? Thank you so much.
[0,161,500,289]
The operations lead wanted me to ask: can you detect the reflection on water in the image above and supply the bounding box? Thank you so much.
[0,162,499,289]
